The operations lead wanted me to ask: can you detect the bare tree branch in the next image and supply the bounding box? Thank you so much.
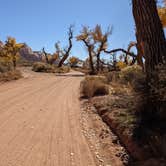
[58,25,74,67]
[104,48,137,58]
[42,47,49,64]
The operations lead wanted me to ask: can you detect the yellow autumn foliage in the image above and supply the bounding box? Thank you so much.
[69,56,79,67]
[116,61,127,69]
[158,7,166,27]
[0,37,24,68]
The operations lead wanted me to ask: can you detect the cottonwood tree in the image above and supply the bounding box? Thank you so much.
[132,0,166,79]
[42,47,59,65]
[49,52,59,65]
[132,0,166,120]
[158,0,166,27]
[122,0,166,70]
[126,40,144,69]
[42,48,49,64]
[158,8,166,26]
[77,25,111,74]
[68,56,79,67]
[1,37,24,69]
[91,25,112,72]
[76,26,95,74]
[57,25,74,67]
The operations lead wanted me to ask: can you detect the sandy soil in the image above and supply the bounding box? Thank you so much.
[0,69,96,166]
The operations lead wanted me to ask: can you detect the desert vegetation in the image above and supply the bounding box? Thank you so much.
[32,62,70,73]
[80,76,109,98]
[0,37,23,82]
[0,0,166,165]
[79,0,166,165]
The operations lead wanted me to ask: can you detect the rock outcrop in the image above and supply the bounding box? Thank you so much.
[19,44,42,62]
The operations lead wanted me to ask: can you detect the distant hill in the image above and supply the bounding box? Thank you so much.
[19,44,43,62]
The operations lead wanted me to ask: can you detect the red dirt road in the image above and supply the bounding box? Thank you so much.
[0,70,96,166]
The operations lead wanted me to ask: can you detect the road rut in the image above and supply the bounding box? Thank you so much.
[0,71,95,166]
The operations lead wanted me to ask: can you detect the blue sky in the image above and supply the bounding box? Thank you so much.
[0,0,136,59]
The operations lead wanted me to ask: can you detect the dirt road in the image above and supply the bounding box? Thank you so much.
[0,70,96,166]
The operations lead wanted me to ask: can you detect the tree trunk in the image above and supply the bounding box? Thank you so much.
[88,46,95,74]
[58,54,69,67]
[135,32,144,70]
[13,56,16,70]
[96,55,100,72]
[44,54,49,64]
[132,0,166,80]
[58,26,73,67]
[132,0,166,121]
[42,48,49,64]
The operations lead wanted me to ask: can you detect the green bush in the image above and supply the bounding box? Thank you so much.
[80,76,109,98]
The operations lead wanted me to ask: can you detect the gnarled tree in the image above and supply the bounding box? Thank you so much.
[91,25,112,72]
[68,56,79,67]
[77,25,111,74]
[42,48,49,64]
[58,25,73,67]
[76,26,95,74]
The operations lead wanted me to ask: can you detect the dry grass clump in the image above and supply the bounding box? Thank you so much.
[0,70,22,82]
[32,62,70,73]
[0,58,13,73]
[121,66,146,91]
[32,62,55,73]
[151,64,166,102]
[106,71,120,83]
[54,66,70,73]
[80,76,109,98]
[0,57,22,82]
[106,65,146,92]
[17,58,34,67]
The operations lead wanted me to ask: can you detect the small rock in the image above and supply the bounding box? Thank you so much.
[90,145,93,149]
[70,153,74,156]
[98,158,104,163]
[112,136,118,144]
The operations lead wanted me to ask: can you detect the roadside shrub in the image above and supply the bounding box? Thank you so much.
[106,65,146,92]
[116,61,127,69]
[54,66,70,73]
[80,76,109,98]
[0,70,22,82]
[120,65,143,82]
[120,65,146,91]
[32,62,55,73]
[0,58,13,73]
[17,58,34,67]
[106,71,120,83]
[32,62,70,73]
